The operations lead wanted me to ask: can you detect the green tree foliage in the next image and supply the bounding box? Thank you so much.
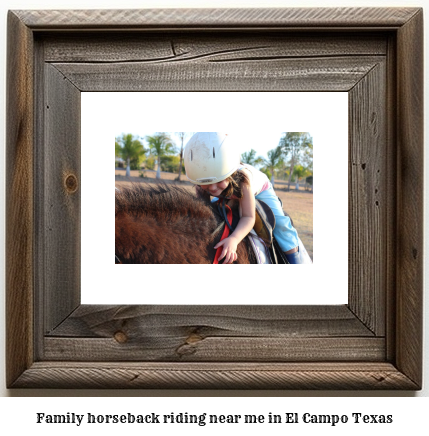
[241,149,263,167]
[115,141,124,168]
[302,140,314,173]
[115,141,121,158]
[145,155,156,170]
[278,132,313,190]
[145,133,176,179]
[161,155,181,173]
[292,164,310,190]
[115,133,146,177]
[129,154,146,171]
[260,146,283,185]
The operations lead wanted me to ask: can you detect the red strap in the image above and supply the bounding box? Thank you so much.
[213,203,233,264]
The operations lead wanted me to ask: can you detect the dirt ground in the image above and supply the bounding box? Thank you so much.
[115,168,313,259]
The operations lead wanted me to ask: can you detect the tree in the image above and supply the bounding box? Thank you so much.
[161,155,181,173]
[300,137,313,191]
[301,140,314,174]
[145,133,176,179]
[115,134,146,177]
[115,140,123,167]
[306,175,313,192]
[292,164,307,190]
[278,132,313,191]
[260,146,283,185]
[144,155,156,170]
[175,132,193,181]
[241,149,263,167]
[115,141,121,158]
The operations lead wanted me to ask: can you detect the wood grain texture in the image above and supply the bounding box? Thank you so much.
[14,8,420,29]
[348,62,386,336]
[6,11,35,388]
[11,362,419,390]
[395,9,424,388]
[384,33,398,364]
[48,305,374,338]
[6,7,423,390]
[52,56,383,92]
[42,33,388,63]
[43,64,81,333]
[44,337,385,362]
[44,305,379,362]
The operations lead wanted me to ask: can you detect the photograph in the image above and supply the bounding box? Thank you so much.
[114,131,314,265]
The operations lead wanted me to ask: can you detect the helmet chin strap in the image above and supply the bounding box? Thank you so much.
[213,199,233,264]
[216,197,233,232]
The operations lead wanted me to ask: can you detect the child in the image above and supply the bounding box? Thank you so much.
[183,132,311,264]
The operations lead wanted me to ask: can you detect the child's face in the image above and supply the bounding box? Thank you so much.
[199,180,229,197]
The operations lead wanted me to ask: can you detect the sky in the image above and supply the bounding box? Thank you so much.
[116,130,288,161]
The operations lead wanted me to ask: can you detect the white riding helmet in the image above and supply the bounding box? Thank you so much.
[184,132,240,185]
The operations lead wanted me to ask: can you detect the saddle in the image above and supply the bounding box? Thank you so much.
[252,199,291,264]
[213,198,290,264]
[253,199,275,246]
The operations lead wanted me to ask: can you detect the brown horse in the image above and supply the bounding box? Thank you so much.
[115,183,257,264]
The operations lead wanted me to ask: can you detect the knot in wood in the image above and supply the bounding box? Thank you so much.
[114,331,128,343]
[64,174,78,193]
[186,333,203,344]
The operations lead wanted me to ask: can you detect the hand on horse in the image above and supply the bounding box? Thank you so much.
[214,236,238,264]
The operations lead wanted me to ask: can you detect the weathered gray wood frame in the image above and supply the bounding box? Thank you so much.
[6,8,423,390]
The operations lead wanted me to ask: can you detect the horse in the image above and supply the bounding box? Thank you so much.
[115,183,257,264]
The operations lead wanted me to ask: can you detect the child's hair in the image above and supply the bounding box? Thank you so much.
[219,164,250,199]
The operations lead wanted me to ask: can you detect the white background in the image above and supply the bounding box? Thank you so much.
[82,92,348,305]
[0,0,427,418]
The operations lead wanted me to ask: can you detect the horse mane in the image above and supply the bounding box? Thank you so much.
[115,183,255,264]
[115,183,216,224]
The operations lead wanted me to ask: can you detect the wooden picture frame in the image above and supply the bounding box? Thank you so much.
[6,7,423,389]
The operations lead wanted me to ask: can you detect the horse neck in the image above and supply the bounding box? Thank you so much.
[115,187,254,264]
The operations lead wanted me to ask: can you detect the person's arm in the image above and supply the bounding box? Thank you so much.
[214,182,255,264]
